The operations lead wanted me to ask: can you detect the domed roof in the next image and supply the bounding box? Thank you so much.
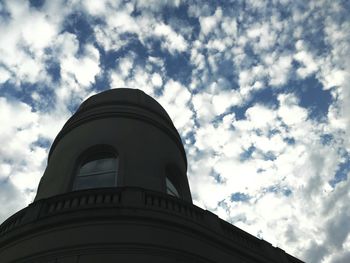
[77,88,173,125]
[48,88,186,165]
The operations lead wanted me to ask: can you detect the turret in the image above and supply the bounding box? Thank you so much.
[35,88,192,202]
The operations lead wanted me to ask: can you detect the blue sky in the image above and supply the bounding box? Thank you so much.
[0,1,349,262]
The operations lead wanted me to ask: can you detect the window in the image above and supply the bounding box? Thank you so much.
[165,165,182,198]
[73,152,118,191]
[166,177,180,198]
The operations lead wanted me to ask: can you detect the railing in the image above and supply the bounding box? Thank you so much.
[0,209,25,236]
[145,192,204,222]
[220,220,261,251]
[43,190,121,216]
[0,187,303,262]
[0,188,122,236]
[0,188,205,236]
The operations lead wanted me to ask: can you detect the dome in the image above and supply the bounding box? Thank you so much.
[77,88,173,125]
[49,88,186,165]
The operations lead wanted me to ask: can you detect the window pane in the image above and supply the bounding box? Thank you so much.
[73,153,118,191]
[74,172,116,190]
[166,177,180,197]
[79,157,116,176]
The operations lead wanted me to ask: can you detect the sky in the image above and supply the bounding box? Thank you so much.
[0,0,349,262]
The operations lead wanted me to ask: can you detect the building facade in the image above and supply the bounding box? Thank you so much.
[0,88,304,262]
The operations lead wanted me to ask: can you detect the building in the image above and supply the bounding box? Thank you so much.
[0,88,304,262]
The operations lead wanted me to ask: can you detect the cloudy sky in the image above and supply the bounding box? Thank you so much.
[0,0,349,262]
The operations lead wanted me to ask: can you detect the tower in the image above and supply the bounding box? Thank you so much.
[0,88,304,262]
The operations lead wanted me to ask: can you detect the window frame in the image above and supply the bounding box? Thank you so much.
[71,145,119,191]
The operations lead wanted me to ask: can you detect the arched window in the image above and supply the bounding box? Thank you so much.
[73,152,118,191]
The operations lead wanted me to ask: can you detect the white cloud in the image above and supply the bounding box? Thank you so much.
[268,55,293,86]
[0,0,67,85]
[0,179,27,223]
[82,0,122,16]
[193,89,241,125]
[199,8,222,36]
[60,41,101,87]
[0,97,46,205]
[294,49,318,78]
[110,55,167,95]
[247,22,277,51]
[158,80,193,134]
[21,12,57,50]
[190,43,206,70]
[93,5,188,55]
[0,67,10,84]
[154,23,188,53]
[321,69,346,90]
[278,94,308,126]
[151,73,163,87]
[133,0,181,11]
[221,18,237,38]
[118,56,134,78]
[245,104,276,129]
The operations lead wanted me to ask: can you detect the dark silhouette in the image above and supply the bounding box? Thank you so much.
[0,88,304,262]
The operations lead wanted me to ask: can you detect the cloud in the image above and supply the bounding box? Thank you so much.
[0,67,11,84]
[154,23,188,53]
[0,178,27,223]
[158,79,194,135]
[133,0,181,11]
[82,0,121,16]
[0,0,67,85]
[294,49,318,79]
[151,72,163,87]
[60,42,101,87]
[277,93,308,126]
[0,1,350,263]
[0,97,46,205]
[199,8,222,36]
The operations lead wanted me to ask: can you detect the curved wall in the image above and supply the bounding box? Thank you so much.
[35,89,191,202]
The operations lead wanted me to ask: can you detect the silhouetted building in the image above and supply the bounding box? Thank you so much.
[0,89,304,262]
